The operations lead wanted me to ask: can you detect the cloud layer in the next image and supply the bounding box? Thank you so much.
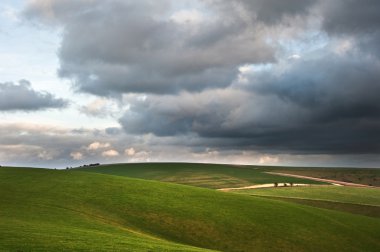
[7,0,379,167]
[25,0,292,95]
[2,122,379,168]
[0,80,68,111]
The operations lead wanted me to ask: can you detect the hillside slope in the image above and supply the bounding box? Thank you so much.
[76,163,325,188]
[236,186,380,206]
[234,186,380,218]
[1,167,380,251]
[262,166,380,186]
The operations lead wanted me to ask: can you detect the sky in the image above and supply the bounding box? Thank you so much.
[0,0,379,168]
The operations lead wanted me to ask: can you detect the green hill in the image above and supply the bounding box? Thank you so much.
[262,166,380,186]
[234,186,380,218]
[235,186,380,206]
[1,167,380,251]
[75,163,325,189]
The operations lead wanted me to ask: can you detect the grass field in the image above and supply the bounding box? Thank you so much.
[235,186,380,206]
[262,167,380,186]
[1,167,380,251]
[235,186,380,218]
[75,163,326,189]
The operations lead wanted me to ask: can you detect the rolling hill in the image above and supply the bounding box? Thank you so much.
[234,186,380,218]
[262,166,380,187]
[1,166,380,251]
[75,163,326,189]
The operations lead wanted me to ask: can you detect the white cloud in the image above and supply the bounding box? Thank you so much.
[259,155,279,165]
[333,39,354,55]
[87,142,110,150]
[70,151,83,160]
[288,54,301,60]
[38,150,54,160]
[127,150,150,163]
[79,98,120,118]
[170,9,204,24]
[80,98,108,115]
[125,147,136,156]
[101,149,119,158]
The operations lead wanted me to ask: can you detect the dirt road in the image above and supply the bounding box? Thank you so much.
[218,183,312,192]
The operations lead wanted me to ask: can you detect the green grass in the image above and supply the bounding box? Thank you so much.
[75,163,326,189]
[234,186,380,218]
[1,167,380,251]
[259,196,380,218]
[0,168,209,252]
[235,186,380,206]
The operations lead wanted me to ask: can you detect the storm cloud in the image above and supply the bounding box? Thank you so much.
[320,0,380,55]
[17,0,380,165]
[321,0,380,35]
[210,0,317,25]
[119,80,380,155]
[23,0,302,95]
[0,80,68,111]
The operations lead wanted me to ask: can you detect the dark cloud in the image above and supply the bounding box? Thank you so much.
[251,0,316,24]
[1,120,380,168]
[321,0,380,35]
[246,54,380,118]
[211,0,316,25]
[320,0,380,56]
[119,89,307,143]
[120,50,380,155]
[21,0,380,160]
[23,0,285,96]
[105,127,123,136]
[0,80,68,111]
